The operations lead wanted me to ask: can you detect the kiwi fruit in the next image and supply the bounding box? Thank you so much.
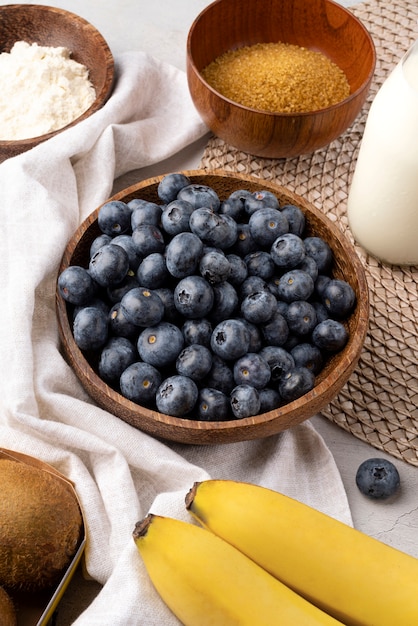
[0,458,83,591]
[0,586,17,626]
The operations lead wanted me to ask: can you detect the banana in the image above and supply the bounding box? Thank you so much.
[186,479,418,626]
[133,513,344,625]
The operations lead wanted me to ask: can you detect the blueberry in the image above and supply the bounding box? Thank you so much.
[260,309,289,346]
[244,190,280,215]
[90,234,112,258]
[280,204,306,236]
[239,275,270,300]
[177,183,220,211]
[89,244,129,287]
[226,188,253,205]
[137,322,184,367]
[230,384,261,419]
[156,375,198,417]
[73,306,108,351]
[203,355,235,395]
[199,250,231,284]
[174,275,214,319]
[283,333,303,352]
[58,265,96,305]
[153,287,183,324]
[176,344,213,381]
[109,302,138,339]
[296,255,319,282]
[111,235,142,271]
[322,279,356,319]
[157,173,191,203]
[259,346,295,382]
[311,301,329,323]
[73,298,109,320]
[136,253,169,289]
[234,324,258,356]
[278,366,315,402]
[98,336,137,383]
[226,254,248,286]
[290,342,323,374]
[119,361,162,405]
[165,232,204,278]
[266,275,282,299]
[231,223,258,257]
[248,207,289,247]
[233,353,271,389]
[284,300,317,336]
[312,319,348,352]
[304,236,333,273]
[120,287,164,327]
[219,195,246,222]
[182,318,213,348]
[211,318,251,360]
[314,274,332,298]
[130,200,163,229]
[276,270,314,302]
[270,233,306,269]
[98,200,132,236]
[259,387,282,412]
[196,387,231,421]
[132,224,165,258]
[244,250,275,280]
[241,290,277,324]
[127,198,148,211]
[210,282,239,323]
[106,273,139,305]
[189,208,237,249]
[356,458,400,500]
[275,299,289,317]
[161,199,194,235]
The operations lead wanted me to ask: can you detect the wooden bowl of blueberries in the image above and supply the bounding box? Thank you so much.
[56,170,369,445]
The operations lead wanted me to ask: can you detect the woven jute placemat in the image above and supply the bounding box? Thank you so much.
[199,0,418,466]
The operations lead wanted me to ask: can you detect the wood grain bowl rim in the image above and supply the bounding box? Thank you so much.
[0,4,115,148]
[56,170,369,444]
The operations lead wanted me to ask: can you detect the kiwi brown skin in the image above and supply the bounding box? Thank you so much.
[0,586,17,626]
[0,459,83,591]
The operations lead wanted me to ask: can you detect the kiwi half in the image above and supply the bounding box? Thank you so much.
[0,586,17,626]
[0,458,83,591]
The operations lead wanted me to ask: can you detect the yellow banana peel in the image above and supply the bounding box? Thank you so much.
[133,513,344,626]
[186,479,418,626]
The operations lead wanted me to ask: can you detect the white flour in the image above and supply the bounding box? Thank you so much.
[0,41,96,140]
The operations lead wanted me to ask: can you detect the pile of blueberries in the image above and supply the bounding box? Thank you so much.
[58,173,356,421]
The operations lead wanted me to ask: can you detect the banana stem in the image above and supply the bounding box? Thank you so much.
[133,514,153,540]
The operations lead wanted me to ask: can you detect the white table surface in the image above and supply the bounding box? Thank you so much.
[4,1,418,623]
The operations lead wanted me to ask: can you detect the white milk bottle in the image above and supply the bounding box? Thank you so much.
[347,40,418,265]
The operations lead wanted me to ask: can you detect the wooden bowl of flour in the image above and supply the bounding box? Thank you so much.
[0,5,114,162]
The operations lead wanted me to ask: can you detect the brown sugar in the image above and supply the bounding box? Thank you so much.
[201,42,350,113]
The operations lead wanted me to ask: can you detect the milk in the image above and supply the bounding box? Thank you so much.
[347,40,418,265]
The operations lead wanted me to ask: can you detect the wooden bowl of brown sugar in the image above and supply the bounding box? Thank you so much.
[0,5,114,162]
[187,0,376,158]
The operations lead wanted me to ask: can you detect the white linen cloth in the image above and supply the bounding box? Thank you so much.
[0,51,352,625]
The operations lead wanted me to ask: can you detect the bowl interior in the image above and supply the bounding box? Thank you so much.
[188,0,375,100]
[56,170,369,445]
[0,4,114,156]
